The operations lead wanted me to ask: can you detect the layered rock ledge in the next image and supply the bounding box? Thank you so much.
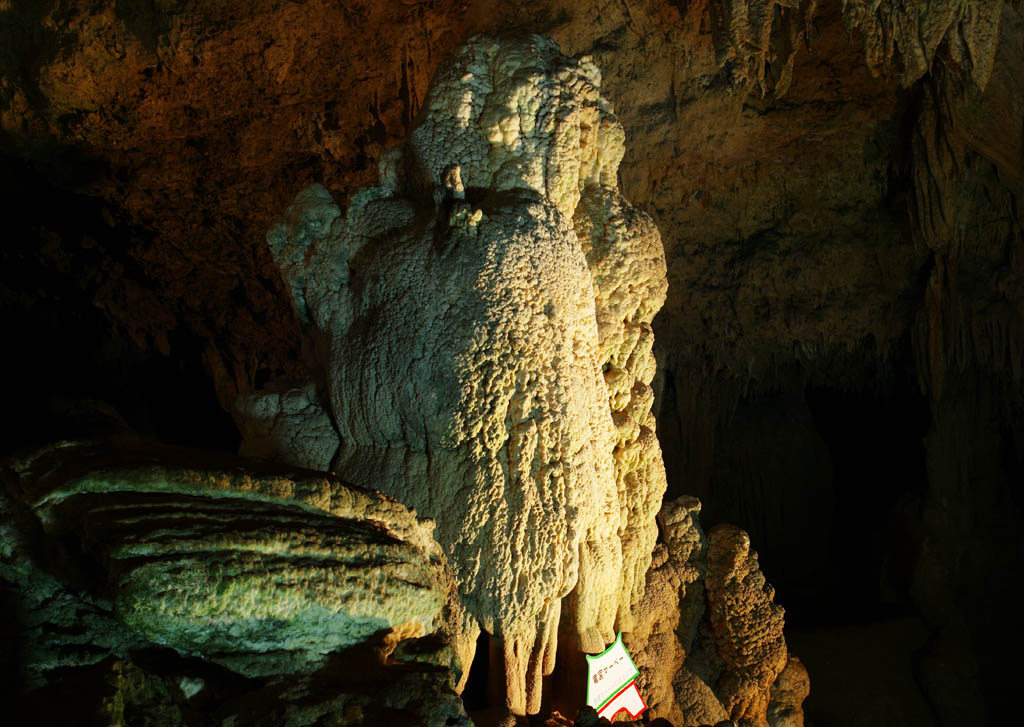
[1,438,471,726]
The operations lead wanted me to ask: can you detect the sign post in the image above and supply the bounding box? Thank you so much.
[585,632,647,721]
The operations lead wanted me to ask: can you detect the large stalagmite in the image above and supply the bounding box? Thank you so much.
[236,34,668,714]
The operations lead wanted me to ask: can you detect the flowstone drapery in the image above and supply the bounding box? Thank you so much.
[236,35,668,715]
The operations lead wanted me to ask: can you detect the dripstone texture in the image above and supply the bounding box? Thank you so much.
[841,0,1005,86]
[2,1,1021,724]
[704,525,787,726]
[628,497,801,727]
[236,35,669,716]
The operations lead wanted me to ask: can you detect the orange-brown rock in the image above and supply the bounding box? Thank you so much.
[0,0,946,408]
[629,498,799,727]
[704,525,788,727]
[2,1,1022,725]
[767,656,809,727]
[627,497,707,725]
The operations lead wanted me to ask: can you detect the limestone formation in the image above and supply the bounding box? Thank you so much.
[234,379,340,473]
[841,0,1005,86]
[238,34,669,715]
[629,498,798,727]
[626,543,687,724]
[4,2,1023,726]
[767,656,809,727]
[626,497,706,725]
[574,186,669,634]
[1,439,471,725]
[705,525,788,727]
[708,0,818,97]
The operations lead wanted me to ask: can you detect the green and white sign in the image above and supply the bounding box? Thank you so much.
[585,632,647,720]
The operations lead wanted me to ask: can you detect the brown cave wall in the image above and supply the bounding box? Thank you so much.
[2,1,1023,725]
[1,0,927,406]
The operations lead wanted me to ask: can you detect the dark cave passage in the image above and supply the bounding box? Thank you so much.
[654,360,942,726]
[2,302,241,457]
[793,383,935,726]
[799,382,930,625]
[462,630,491,712]
[0,156,240,459]
[659,368,932,629]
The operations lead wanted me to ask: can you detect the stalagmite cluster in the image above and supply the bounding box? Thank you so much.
[627,498,799,727]
[704,524,788,724]
[236,34,669,715]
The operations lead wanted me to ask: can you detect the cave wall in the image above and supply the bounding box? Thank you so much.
[0,0,930,407]
[2,1,1022,724]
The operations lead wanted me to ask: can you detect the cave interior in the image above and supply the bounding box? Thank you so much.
[1,1,1022,726]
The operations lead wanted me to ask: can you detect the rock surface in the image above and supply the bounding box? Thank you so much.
[1,438,471,725]
[841,0,1005,86]
[628,498,800,727]
[235,34,669,716]
[708,0,817,97]
[704,525,788,726]
[767,656,809,727]
[2,1,1021,724]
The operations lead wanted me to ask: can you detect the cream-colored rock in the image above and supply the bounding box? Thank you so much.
[241,35,669,714]
[324,193,619,705]
[574,186,668,635]
[409,36,624,221]
[233,380,340,471]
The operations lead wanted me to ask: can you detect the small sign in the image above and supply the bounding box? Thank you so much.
[585,632,647,721]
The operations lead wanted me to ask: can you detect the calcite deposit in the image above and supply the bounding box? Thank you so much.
[704,525,788,725]
[0,438,471,725]
[708,0,818,96]
[841,0,1005,86]
[767,656,810,727]
[237,34,669,715]
[706,0,1006,96]
[627,498,800,727]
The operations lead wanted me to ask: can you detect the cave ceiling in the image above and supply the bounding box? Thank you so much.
[4,0,1020,423]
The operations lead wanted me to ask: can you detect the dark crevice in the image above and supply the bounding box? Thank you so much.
[461,629,490,712]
